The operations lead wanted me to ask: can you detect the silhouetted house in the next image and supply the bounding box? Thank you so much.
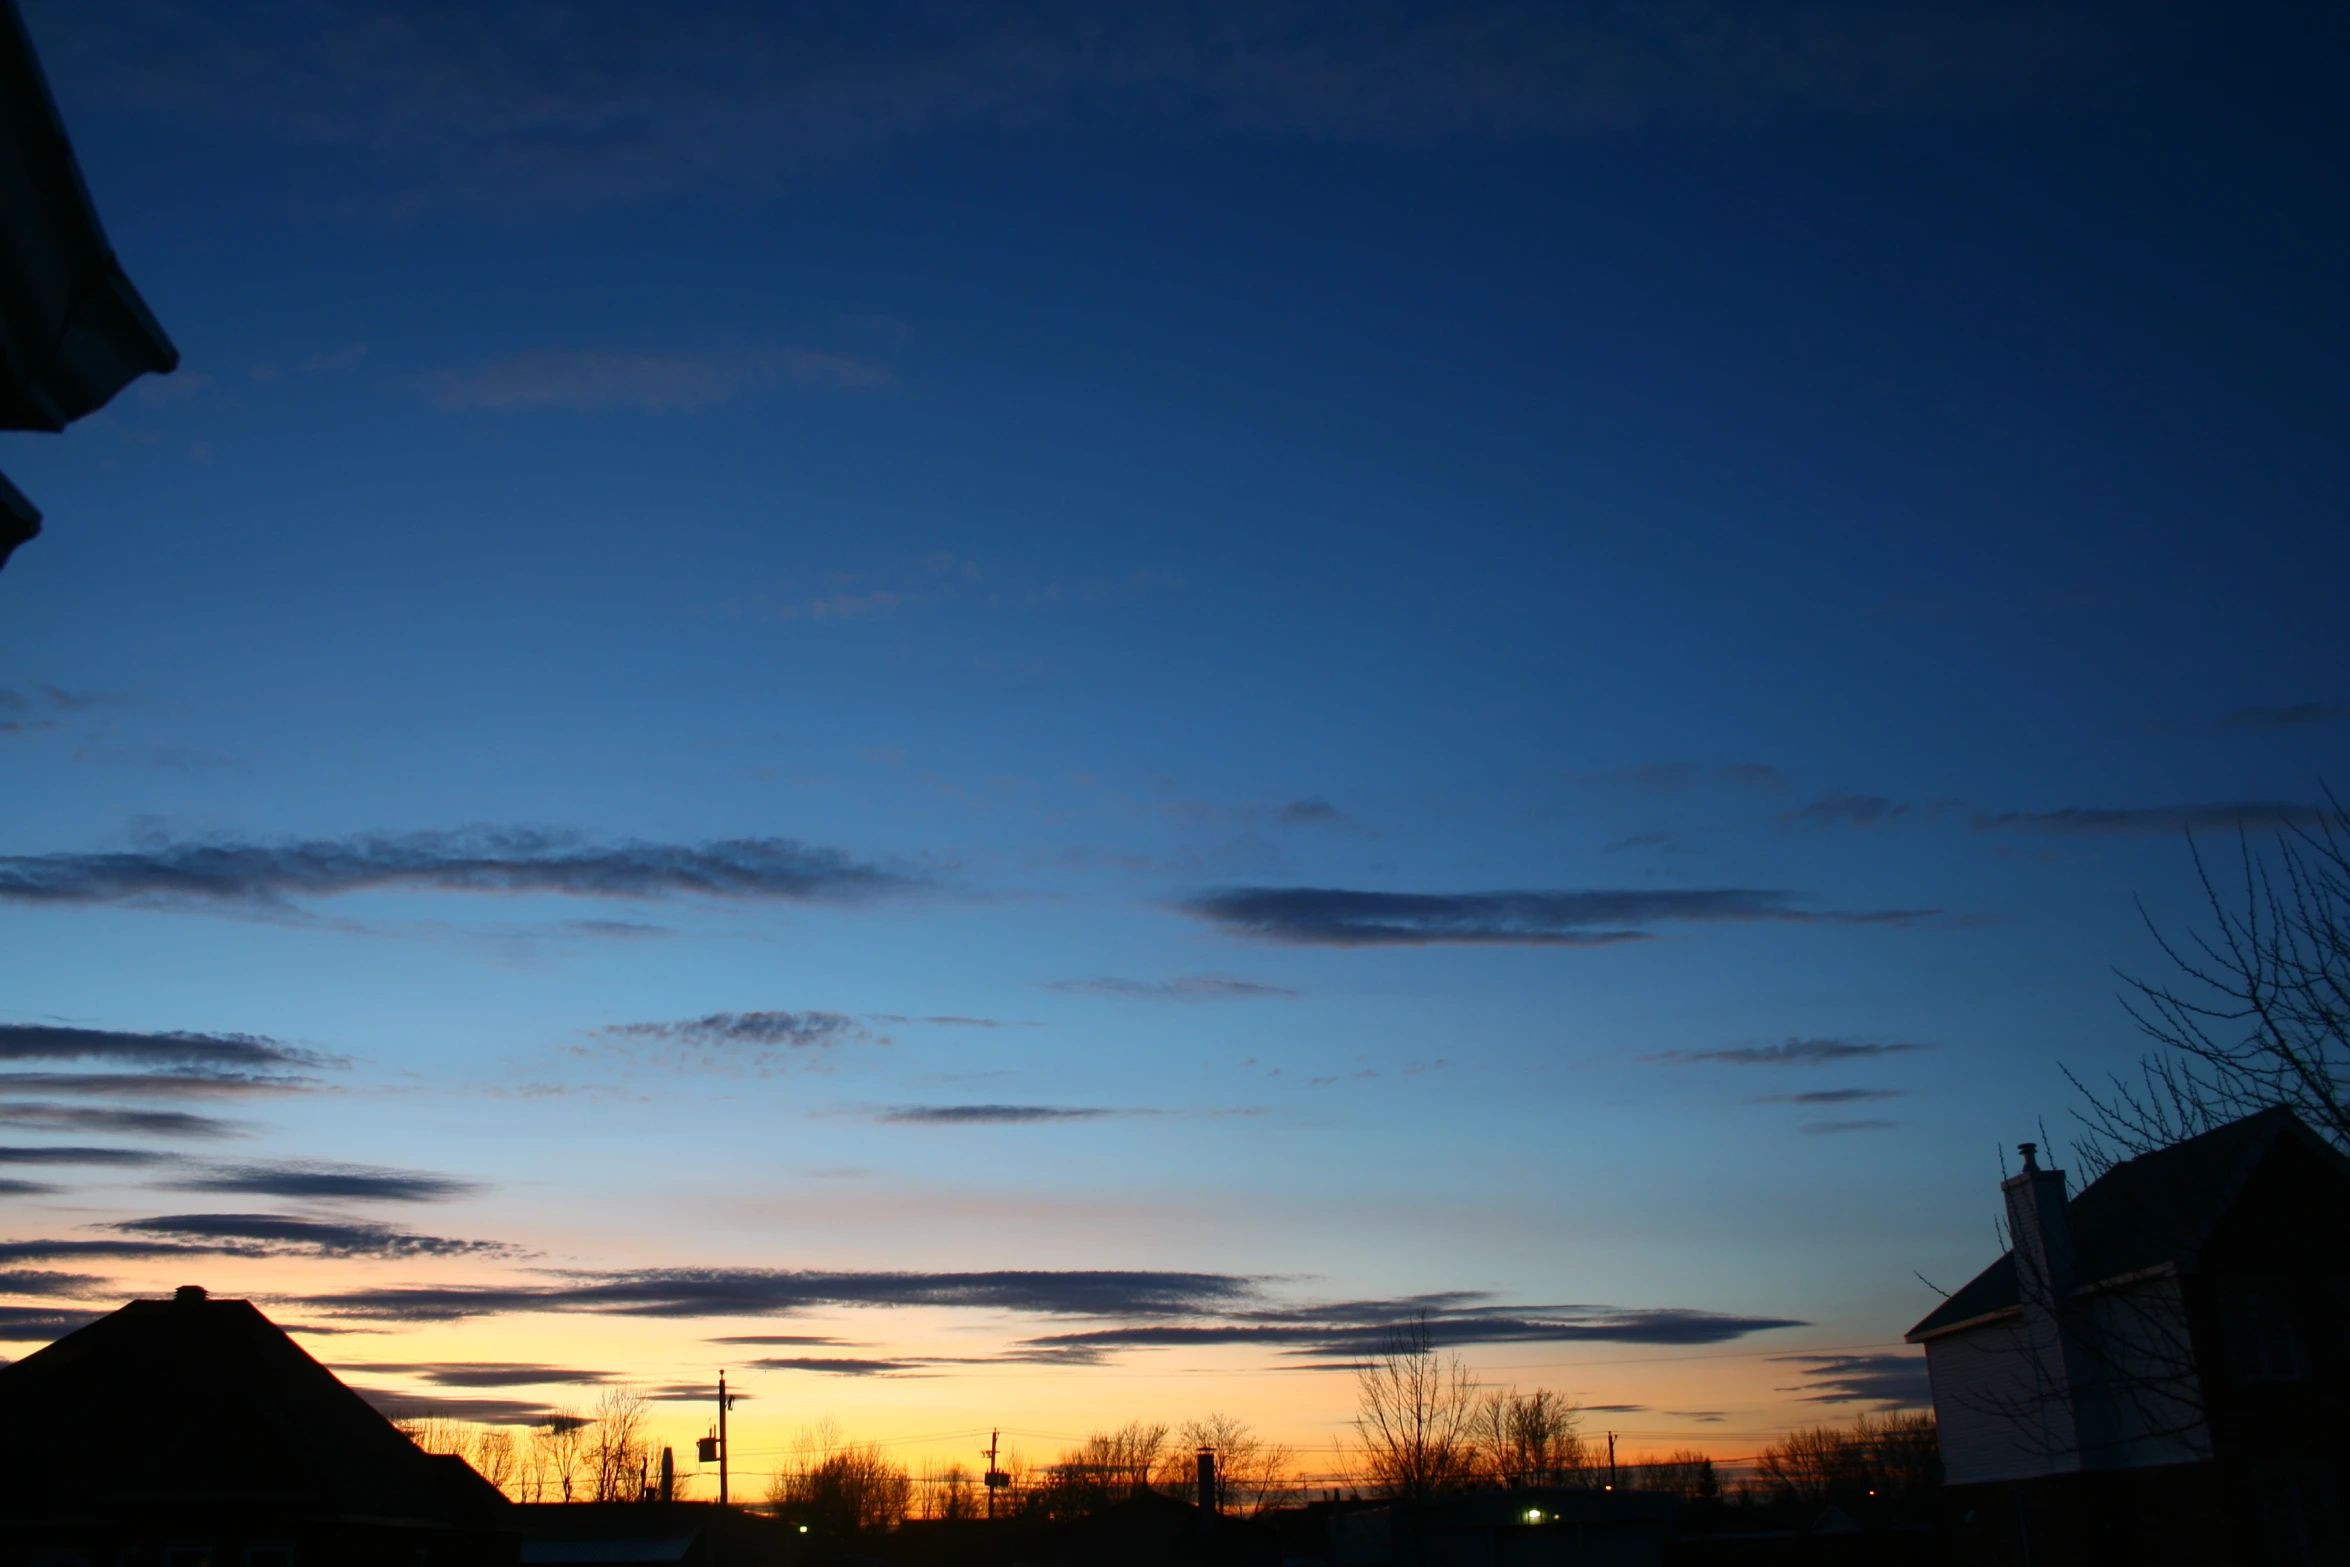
[0,0,179,569]
[513,1501,797,1566]
[0,1285,513,1565]
[1327,1489,1676,1567]
[1045,1490,1279,1567]
[1906,1107,2350,1564]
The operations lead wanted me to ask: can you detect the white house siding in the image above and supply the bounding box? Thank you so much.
[2070,1275,2212,1470]
[1925,1317,2081,1484]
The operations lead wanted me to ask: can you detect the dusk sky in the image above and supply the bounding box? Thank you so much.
[1,0,2344,1488]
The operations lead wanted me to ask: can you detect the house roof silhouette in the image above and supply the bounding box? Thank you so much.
[0,1285,505,1529]
[1907,1105,2350,1341]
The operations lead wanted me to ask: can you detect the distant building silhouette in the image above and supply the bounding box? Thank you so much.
[0,0,180,570]
[1908,1108,2350,1563]
[0,1285,510,1564]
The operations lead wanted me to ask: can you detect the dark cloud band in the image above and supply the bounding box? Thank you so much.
[1181,887,1930,946]
[107,1213,515,1259]
[0,828,910,908]
[0,1023,319,1069]
[878,1105,1124,1125]
[298,1267,1259,1323]
[164,1161,477,1202]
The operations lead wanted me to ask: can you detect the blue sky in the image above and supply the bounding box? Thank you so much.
[0,0,2344,1479]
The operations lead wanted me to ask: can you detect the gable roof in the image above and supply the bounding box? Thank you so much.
[0,1287,506,1524]
[1907,1106,2350,1342]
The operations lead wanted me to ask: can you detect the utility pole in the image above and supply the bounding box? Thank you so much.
[719,1370,735,1507]
[1606,1432,1617,1491]
[984,1429,1006,1521]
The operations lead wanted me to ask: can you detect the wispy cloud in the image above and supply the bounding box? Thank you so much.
[1045,975,1297,1002]
[1649,1038,1933,1067]
[877,1104,1128,1125]
[1747,1088,1907,1105]
[162,1161,477,1203]
[1775,1352,1931,1406]
[298,1267,1260,1323]
[434,347,888,413]
[1017,1298,1807,1362]
[1275,799,1348,827]
[0,1269,110,1297]
[52,1,2106,207]
[107,1213,518,1258]
[0,684,100,736]
[1789,793,1910,828]
[2225,703,2349,729]
[0,1177,60,1195]
[0,828,913,910]
[0,1071,312,1098]
[746,1355,927,1376]
[602,1011,866,1050]
[0,1102,238,1138]
[338,1360,612,1389]
[1180,887,1932,946]
[1969,802,2324,835]
[0,1145,171,1166]
[1801,1120,1897,1134]
[0,1022,324,1070]
[0,1307,102,1340]
[350,1387,568,1425]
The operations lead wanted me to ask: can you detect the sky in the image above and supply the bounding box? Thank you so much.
[1,0,2345,1492]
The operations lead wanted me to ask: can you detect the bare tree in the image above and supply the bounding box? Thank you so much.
[1352,1314,1480,1500]
[531,1409,589,1503]
[1037,1421,1172,1519]
[916,1461,981,1520]
[395,1414,469,1456]
[768,1420,912,1534]
[470,1428,519,1498]
[2073,798,2350,1171]
[1149,1413,1300,1517]
[1468,1388,1584,1488]
[1755,1411,1936,1508]
[587,1386,652,1503]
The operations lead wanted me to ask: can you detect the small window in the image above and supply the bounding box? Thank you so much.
[2222,1281,2310,1383]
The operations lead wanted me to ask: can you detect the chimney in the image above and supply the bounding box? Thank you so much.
[172,1285,207,1305]
[2002,1143,2077,1307]
[2000,1141,2083,1470]
[659,1446,675,1504]
[1196,1448,1217,1553]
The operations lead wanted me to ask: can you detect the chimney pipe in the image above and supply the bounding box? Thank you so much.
[1197,1448,1218,1552]
[2001,1139,2082,1469]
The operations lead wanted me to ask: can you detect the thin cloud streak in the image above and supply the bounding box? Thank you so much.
[1748,1089,1907,1105]
[1775,1352,1932,1407]
[52,1,2113,208]
[298,1267,1259,1323]
[1046,975,1297,1002]
[1970,802,2324,835]
[877,1105,1128,1125]
[0,1071,313,1097]
[1182,887,1933,946]
[602,1011,865,1049]
[0,1145,170,1166]
[0,828,913,909]
[107,1213,518,1259]
[163,1161,477,1202]
[0,1023,323,1069]
[1650,1039,1933,1067]
[0,1102,238,1138]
